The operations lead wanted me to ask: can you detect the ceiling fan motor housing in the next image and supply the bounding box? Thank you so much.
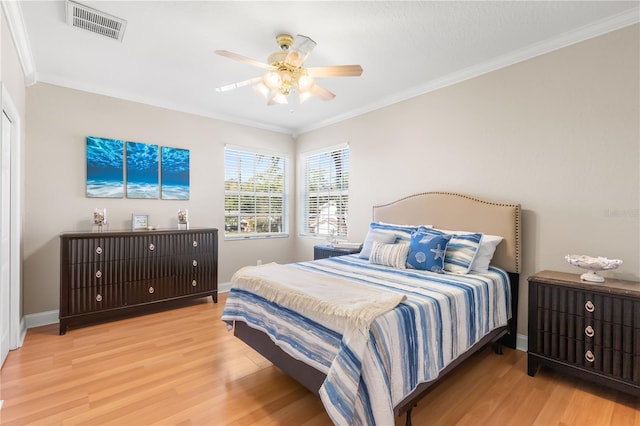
[275,34,294,50]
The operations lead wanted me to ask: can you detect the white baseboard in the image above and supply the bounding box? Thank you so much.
[24,309,59,329]
[218,281,232,293]
[516,333,527,352]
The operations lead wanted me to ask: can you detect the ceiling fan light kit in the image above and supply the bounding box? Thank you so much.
[215,33,363,105]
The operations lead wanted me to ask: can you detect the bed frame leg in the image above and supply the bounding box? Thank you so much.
[495,341,503,355]
[405,406,414,426]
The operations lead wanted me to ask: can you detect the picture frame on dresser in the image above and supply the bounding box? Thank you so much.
[131,213,149,230]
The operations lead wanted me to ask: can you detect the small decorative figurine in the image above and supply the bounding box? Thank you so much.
[93,208,107,231]
[178,209,189,229]
[565,254,623,283]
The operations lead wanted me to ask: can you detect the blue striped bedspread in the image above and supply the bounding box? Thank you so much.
[222,255,511,426]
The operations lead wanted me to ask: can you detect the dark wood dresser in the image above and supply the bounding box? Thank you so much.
[59,228,218,334]
[528,270,640,396]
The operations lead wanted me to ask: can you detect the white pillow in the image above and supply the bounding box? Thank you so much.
[369,241,410,269]
[359,229,397,259]
[471,234,504,273]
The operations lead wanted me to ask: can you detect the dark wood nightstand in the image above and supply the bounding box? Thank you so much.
[314,244,361,260]
[527,270,640,396]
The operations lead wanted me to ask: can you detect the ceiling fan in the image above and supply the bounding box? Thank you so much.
[215,34,363,105]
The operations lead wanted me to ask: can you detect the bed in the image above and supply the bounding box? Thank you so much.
[222,192,522,425]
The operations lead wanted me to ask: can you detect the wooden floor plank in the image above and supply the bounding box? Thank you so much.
[1,293,638,425]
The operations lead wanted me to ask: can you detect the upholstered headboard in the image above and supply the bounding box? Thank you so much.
[372,192,521,274]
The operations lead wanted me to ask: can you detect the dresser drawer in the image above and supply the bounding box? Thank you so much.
[69,260,127,289]
[69,284,123,314]
[65,236,129,264]
[123,278,175,304]
[537,284,636,325]
[173,231,215,254]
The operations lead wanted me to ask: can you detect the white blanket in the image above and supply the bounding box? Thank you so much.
[231,262,407,337]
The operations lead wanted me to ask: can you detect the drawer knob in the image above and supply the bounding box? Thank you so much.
[585,325,594,338]
[96,294,103,302]
[96,246,103,255]
[148,286,155,294]
[584,300,595,313]
[585,350,595,363]
[193,240,198,248]
[192,280,197,287]
[149,243,155,251]
[95,270,102,279]
[192,260,198,267]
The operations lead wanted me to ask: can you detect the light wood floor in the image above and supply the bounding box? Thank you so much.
[1,293,638,426]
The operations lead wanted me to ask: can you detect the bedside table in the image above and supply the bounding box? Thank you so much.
[527,270,640,396]
[314,244,361,260]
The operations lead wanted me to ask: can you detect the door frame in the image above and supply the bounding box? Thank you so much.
[1,84,23,353]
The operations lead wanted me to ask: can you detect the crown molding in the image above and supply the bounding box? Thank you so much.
[297,7,640,135]
[36,73,293,135]
[2,1,37,86]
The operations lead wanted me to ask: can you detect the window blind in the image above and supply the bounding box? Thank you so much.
[224,147,288,238]
[301,145,349,238]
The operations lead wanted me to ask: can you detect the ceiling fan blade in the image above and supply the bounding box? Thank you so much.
[215,50,272,70]
[311,84,336,101]
[307,65,363,77]
[215,76,263,92]
[285,35,316,68]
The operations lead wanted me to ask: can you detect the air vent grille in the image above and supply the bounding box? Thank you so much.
[66,1,127,42]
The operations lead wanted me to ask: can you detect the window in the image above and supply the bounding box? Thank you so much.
[300,145,349,239]
[224,146,288,239]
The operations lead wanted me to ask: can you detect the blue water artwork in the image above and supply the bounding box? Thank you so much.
[126,141,159,199]
[86,136,124,198]
[161,147,190,200]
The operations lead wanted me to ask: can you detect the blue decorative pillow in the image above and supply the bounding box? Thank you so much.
[406,231,452,272]
[416,226,483,274]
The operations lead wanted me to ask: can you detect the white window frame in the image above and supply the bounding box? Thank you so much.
[299,143,349,239]
[224,145,289,240]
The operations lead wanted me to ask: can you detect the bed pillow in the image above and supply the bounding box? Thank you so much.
[470,234,504,273]
[368,222,419,244]
[369,241,410,269]
[359,229,397,259]
[423,227,503,273]
[442,232,483,274]
[406,231,452,273]
[416,226,483,274]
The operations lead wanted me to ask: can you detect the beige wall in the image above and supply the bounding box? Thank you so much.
[24,84,295,314]
[295,25,640,336]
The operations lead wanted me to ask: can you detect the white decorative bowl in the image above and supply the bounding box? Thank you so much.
[565,254,623,283]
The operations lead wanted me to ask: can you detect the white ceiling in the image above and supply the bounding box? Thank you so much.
[15,1,640,135]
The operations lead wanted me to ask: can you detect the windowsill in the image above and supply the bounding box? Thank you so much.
[224,233,289,241]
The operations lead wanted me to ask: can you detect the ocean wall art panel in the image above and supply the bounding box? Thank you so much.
[86,136,124,198]
[126,141,159,199]
[161,147,190,200]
